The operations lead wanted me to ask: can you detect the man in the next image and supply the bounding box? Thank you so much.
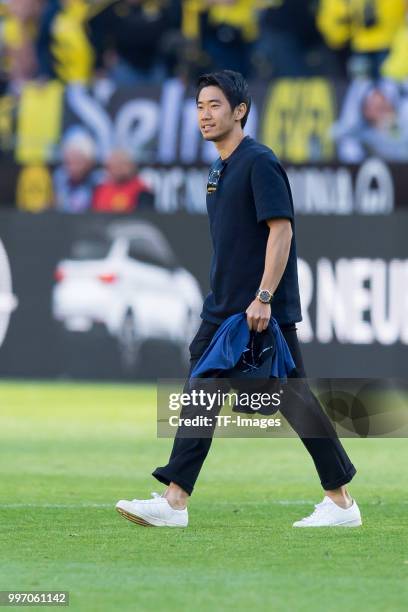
[92,149,153,213]
[88,0,180,85]
[53,129,101,213]
[182,0,261,78]
[317,0,405,79]
[37,0,94,84]
[116,70,362,528]
[1,0,43,91]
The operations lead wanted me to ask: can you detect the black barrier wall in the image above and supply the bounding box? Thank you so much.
[0,211,406,380]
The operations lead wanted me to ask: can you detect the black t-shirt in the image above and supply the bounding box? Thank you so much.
[201,136,302,326]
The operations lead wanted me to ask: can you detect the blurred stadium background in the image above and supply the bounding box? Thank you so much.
[1,2,408,610]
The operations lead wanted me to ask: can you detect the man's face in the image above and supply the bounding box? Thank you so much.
[197,85,237,142]
[106,151,135,184]
[63,149,93,183]
[363,90,395,129]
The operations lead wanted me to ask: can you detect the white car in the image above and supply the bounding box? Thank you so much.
[52,220,203,370]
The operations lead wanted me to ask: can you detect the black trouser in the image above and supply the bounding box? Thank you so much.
[153,320,356,495]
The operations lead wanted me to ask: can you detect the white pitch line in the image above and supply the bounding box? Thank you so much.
[0,503,113,509]
[0,500,404,509]
[0,501,313,509]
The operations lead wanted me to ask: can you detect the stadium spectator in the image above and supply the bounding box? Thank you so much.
[181,0,260,79]
[254,0,335,79]
[0,0,43,92]
[53,128,101,212]
[332,79,408,161]
[92,149,153,213]
[36,0,94,84]
[88,0,181,85]
[317,0,406,79]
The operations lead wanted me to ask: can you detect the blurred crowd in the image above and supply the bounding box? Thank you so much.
[2,0,408,214]
[1,0,408,95]
[54,129,154,212]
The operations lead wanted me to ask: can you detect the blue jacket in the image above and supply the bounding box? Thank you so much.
[190,313,295,381]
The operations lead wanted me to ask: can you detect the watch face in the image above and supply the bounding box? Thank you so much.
[259,290,271,303]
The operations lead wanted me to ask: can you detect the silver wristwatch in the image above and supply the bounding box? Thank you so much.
[256,288,274,304]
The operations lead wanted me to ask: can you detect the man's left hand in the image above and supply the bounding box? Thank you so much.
[246,299,271,332]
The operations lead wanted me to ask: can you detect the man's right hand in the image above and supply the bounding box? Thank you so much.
[245,299,271,333]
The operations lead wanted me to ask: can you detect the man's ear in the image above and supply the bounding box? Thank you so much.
[234,102,247,122]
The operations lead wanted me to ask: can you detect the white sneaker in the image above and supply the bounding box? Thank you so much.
[115,492,188,528]
[293,496,362,527]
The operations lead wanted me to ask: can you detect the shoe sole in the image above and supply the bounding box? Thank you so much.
[116,506,155,527]
[115,505,187,528]
[293,518,362,528]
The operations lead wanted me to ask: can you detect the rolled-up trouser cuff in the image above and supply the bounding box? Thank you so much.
[320,465,357,491]
[152,468,194,496]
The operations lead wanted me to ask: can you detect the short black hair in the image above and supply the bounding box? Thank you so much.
[196,70,251,128]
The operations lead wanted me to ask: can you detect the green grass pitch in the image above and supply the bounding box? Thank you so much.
[0,382,407,611]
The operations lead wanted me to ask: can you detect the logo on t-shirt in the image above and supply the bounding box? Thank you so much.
[207,159,226,194]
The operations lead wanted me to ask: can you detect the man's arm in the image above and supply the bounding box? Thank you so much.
[246,218,293,332]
